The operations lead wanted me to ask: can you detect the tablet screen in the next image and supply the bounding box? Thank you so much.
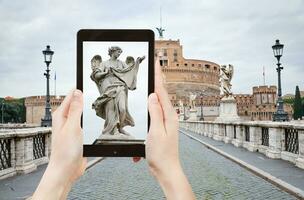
[82,41,148,144]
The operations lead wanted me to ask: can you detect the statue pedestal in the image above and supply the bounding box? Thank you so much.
[97,133,135,141]
[187,109,197,121]
[94,138,145,145]
[88,138,145,157]
[215,96,241,122]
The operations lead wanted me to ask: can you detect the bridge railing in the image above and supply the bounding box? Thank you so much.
[179,120,304,169]
[0,127,51,179]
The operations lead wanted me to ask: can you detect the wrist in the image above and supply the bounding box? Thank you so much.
[155,162,183,185]
[154,163,195,200]
[32,163,72,200]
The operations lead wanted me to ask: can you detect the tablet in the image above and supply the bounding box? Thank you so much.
[77,29,154,157]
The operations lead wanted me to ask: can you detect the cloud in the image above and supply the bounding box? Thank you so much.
[0,0,303,98]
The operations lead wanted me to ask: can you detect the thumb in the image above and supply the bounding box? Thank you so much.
[148,93,164,132]
[66,89,83,126]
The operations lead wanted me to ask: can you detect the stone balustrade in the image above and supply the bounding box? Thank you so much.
[179,120,304,169]
[0,127,51,179]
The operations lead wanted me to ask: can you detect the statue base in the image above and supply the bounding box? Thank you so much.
[187,109,198,121]
[93,138,145,145]
[215,96,241,122]
[97,133,136,140]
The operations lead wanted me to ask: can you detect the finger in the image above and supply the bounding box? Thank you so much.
[132,157,141,163]
[54,89,75,118]
[154,56,177,124]
[148,93,165,134]
[52,89,75,133]
[65,90,83,131]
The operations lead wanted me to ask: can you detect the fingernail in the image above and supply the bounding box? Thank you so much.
[73,89,82,98]
[150,93,158,104]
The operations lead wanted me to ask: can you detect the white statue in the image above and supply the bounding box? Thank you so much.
[90,46,145,138]
[220,64,234,97]
[189,93,197,109]
[179,99,183,108]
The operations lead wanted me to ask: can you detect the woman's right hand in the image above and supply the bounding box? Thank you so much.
[144,57,196,200]
[145,59,180,179]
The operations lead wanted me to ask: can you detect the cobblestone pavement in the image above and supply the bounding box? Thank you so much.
[182,129,304,192]
[68,133,296,200]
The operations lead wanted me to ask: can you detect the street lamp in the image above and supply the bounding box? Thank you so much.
[41,45,54,127]
[272,39,288,121]
[183,102,186,121]
[1,101,4,124]
[199,93,204,121]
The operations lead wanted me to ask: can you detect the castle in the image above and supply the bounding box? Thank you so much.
[155,38,292,121]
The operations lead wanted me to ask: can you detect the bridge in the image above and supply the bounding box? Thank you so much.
[0,121,304,199]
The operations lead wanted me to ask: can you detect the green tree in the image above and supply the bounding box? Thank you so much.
[0,98,26,123]
[293,86,303,120]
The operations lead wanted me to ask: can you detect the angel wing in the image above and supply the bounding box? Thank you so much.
[156,27,165,36]
[91,55,103,70]
[228,64,234,82]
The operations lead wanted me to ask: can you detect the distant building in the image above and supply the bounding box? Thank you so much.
[155,39,221,97]
[24,96,64,125]
[179,85,293,121]
[155,38,293,121]
[250,86,276,121]
[283,90,304,100]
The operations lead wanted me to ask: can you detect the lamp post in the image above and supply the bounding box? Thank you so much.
[183,102,186,121]
[272,39,288,121]
[1,101,4,124]
[41,45,54,127]
[199,93,204,121]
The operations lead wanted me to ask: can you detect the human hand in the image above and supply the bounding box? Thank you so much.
[145,59,180,180]
[134,56,195,199]
[137,55,145,63]
[32,89,87,200]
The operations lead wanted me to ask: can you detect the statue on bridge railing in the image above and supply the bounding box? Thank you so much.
[216,64,241,122]
[189,93,197,109]
[220,64,234,97]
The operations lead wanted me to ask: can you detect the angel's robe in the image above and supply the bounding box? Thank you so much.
[90,58,141,135]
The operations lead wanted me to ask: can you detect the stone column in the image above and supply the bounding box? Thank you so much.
[232,125,243,147]
[296,130,304,169]
[224,124,233,143]
[45,132,52,159]
[198,123,203,135]
[213,123,222,141]
[266,127,282,159]
[211,123,216,139]
[204,122,209,137]
[15,136,36,174]
[247,126,261,152]
[195,122,200,134]
[207,123,213,138]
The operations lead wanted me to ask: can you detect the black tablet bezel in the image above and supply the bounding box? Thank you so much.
[77,29,154,157]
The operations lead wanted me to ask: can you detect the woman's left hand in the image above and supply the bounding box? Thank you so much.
[32,89,87,200]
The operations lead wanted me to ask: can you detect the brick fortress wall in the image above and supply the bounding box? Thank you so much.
[24,96,65,125]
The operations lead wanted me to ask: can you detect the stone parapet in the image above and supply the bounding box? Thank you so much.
[0,127,51,179]
[179,120,304,169]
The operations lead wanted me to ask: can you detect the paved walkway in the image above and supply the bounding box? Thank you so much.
[0,132,300,199]
[180,128,304,194]
[68,133,296,199]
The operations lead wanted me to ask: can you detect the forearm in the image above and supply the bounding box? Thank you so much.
[95,71,107,80]
[32,164,72,200]
[157,164,196,200]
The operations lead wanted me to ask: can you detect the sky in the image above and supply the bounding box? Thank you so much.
[0,0,303,98]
